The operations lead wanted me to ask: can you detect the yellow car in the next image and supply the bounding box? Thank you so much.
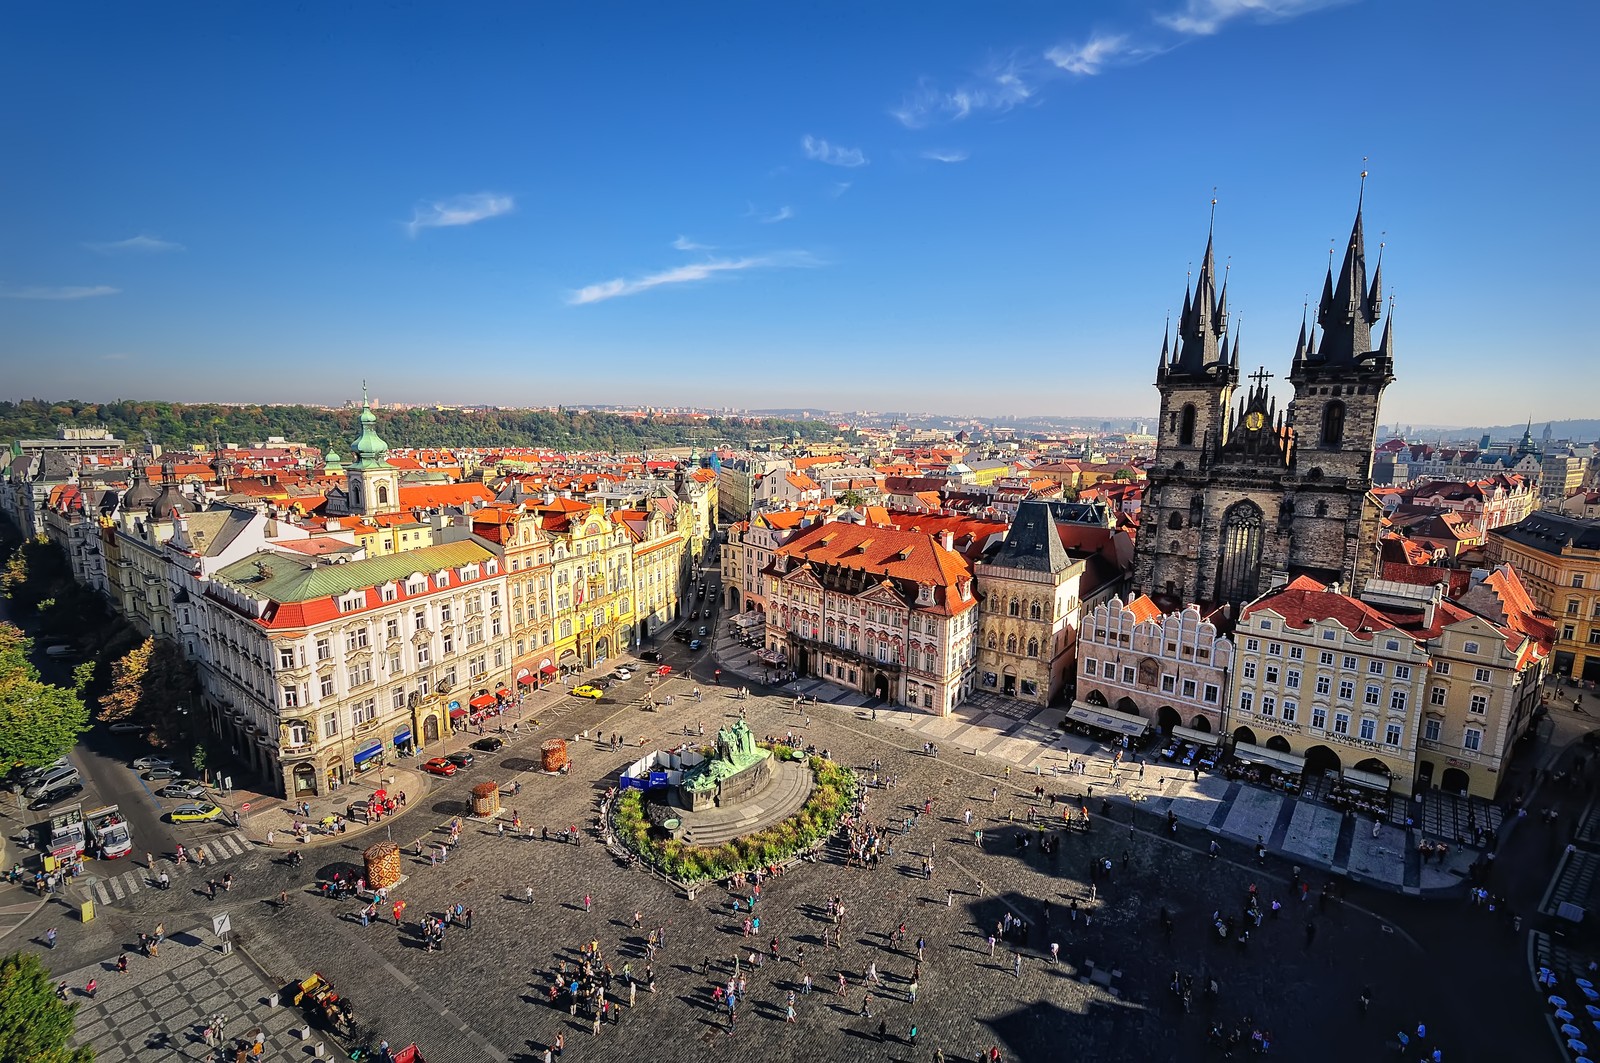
[570,685,604,700]
[170,802,225,823]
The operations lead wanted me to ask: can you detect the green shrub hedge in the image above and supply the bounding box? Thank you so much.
[611,747,855,883]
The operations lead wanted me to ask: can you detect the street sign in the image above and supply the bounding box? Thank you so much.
[212,913,231,938]
[241,803,251,812]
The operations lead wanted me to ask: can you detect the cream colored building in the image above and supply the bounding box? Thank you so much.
[1488,512,1600,684]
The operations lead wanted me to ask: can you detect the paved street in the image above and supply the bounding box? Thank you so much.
[24,664,1550,1063]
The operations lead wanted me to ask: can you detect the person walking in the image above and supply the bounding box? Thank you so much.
[84,978,98,1000]
[583,893,592,913]
[1013,952,1022,978]
[45,927,57,950]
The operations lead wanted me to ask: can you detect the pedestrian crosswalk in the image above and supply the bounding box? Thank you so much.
[88,831,254,907]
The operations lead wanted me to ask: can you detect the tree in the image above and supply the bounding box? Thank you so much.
[0,952,94,1063]
[97,638,152,724]
[70,660,95,696]
[0,550,24,599]
[0,675,90,770]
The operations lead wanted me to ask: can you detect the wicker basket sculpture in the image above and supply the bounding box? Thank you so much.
[471,781,501,817]
[541,738,569,773]
[364,841,402,889]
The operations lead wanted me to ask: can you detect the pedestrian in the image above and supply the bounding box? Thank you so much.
[115,954,128,974]
[45,927,56,950]
[584,893,592,912]
[1050,942,1059,964]
[1013,952,1022,978]
[526,886,535,905]
[84,978,97,1000]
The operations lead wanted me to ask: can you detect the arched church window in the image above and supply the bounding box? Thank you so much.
[1006,634,1017,654]
[1216,501,1265,607]
[377,484,389,506]
[1027,638,1039,657]
[987,632,997,650]
[1321,400,1346,448]
[1167,512,1183,531]
[1009,599,1020,617]
[1179,404,1197,446]
[1189,495,1203,527]
[1030,601,1042,620]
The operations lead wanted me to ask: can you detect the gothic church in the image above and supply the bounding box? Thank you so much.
[1133,198,1395,610]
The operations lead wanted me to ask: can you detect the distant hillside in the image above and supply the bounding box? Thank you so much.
[0,400,839,453]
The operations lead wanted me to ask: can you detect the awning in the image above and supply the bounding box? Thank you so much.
[518,674,538,686]
[1342,767,1393,792]
[470,694,496,710]
[1066,702,1150,738]
[449,707,468,719]
[495,687,510,698]
[353,741,383,766]
[392,728,412,746]
[1233,742,1306,774]
[1170,725,1219,747]
[540,664,558,675]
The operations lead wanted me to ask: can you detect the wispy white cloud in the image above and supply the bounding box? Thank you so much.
[890,57,1034,129]
[1156,0,1344,36]
[405,192,514,236]
[1046,34,1132,76]
[84,234,184,255]
[801,135,867,168]
[921,149,970,164]
[673,235,713,251]
[567,252,818,306]
[760,206,795,224]
[1,284,120,301]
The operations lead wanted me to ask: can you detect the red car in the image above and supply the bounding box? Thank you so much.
[655,665,673,676]
[421,758,458,777]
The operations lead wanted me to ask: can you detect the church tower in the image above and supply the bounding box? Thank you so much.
[1285,191,1395,589]
[1135,216,1239,605]
[345,387,398,517]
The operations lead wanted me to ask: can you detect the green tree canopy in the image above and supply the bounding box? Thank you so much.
[0,623,89,769]
[0,952,94,1063]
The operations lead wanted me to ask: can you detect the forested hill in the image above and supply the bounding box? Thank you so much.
[0,400,841,452]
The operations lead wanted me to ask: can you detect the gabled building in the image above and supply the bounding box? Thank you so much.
[1075,595,1234,735]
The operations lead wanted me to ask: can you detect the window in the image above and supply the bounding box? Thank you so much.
[386,617,400,640]
[323,712,340,738]
[277,645,297,669]
[1334,712,1350,735]
[1239,691,1254,713]
[1464,641,1480,654]
[1469,694,1488,715]
[1268,642,1282,657]
[388,651,401,674]
[1320,399,1345,447]
[1430,685,1447,706]
[417,646,431,666]
[381,585,397,603]
[1311,705,1327,729]
[1424,718,1441,743]
[1385,723,1402,746]
[1122,666,1136,685]
[1319,651,1334,666]
[1463,728,1482,752]
[1282,700,1298,722]
[391,686,406,711]
[1105,660,1116,678]
[1027,638,1039,657]
[1243,660,1257,680]
[350,698,377,729]
[1245,638,1259,652]
[1203,683,1219,704]
[347,662,373,688]
[1339,680,1354,701]
[1321,630,1336,641]
[1085,657,1098,677]
[319,675,335,699]
[1289,646,1304,661]
[316,637,331,661]
[414,611,427,632]
[1368,660,1384,675]
[1385,639,1401,652]
[1590,630,1600,646]
[281,685,300,709]
[1394,665,1411,681]
[346,628,369,653]
[1285,670,1301,690]
[1576,574,1588,588]
[1161,674,1176,694]
[1261,695,1276,717]
[1178,403,1196,445]
[1181,678,1197,699]
[1265,666,1279,685]
[1358,718,1376,741]
[1390,690,1407,712]
[441,603,453,623]
[1364,684,1381,706]
[1260,621,1273,632]
[1474,667,1491,684]
[1568,600,1581,617]
[1315,675,1331,696]
[1342,655,1357,671]
[1434,661,1450,676]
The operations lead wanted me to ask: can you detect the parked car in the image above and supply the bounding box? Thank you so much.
[571,685,604,700]
[18,757,71,785]
[612,668,633,681]
[640,650,664,663]
[673,630,692,643]
[159,782,209,800]
[132,756,174,772]
[697,626,708,636]
[689,639,704,651]
[421,758,458,777]
[108,721,146,734]
[169,803,224,823]
[470,736,504,753]
[28,782,84,811]
[25,766,81,798]
[446,752,475,769]
[143,767,182,782]
[689,610,700,620]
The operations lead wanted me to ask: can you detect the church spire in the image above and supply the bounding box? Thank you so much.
[1171,197,1230,378]
[1316,172,1379,365]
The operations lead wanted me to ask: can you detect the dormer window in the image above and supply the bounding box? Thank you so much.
[435,572,450,589]
[916,583,935,606]
[485,559,498,575]
[339,593,365,613]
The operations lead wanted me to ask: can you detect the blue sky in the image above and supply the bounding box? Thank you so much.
[2,1,1596,425]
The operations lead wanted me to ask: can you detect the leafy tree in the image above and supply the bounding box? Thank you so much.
[0,550,24,599]
[0,672,89,770]
[97,638,152,723]
[70,660,95,696]
[0,951,94,1063]
[839,489,868,507]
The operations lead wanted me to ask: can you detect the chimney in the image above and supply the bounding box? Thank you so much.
[940,530,955,552]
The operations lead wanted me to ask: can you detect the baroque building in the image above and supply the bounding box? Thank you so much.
[1134,199,1393,609]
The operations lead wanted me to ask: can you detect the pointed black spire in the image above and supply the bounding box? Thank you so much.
[1378,299,1394,361]
[1366,239,1384,320]
[1172,205,1228,378]
[1316,179,1379,365]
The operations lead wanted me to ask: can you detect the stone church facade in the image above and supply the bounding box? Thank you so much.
[1134,200,1394,610]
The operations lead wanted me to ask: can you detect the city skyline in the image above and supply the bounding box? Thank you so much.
[3,2,1596,422]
